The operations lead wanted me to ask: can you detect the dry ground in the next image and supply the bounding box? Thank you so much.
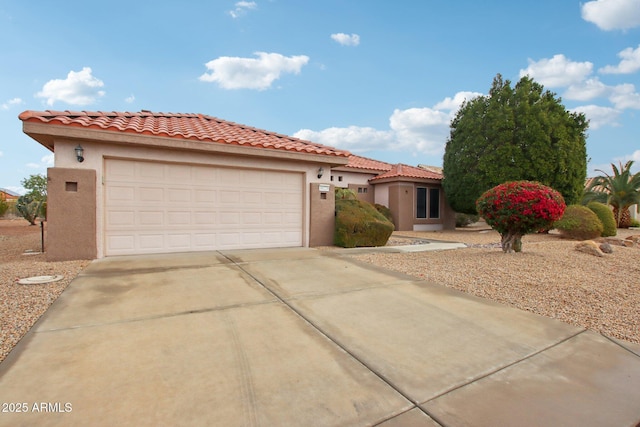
[1,219,639,365]
[0,220,89,363]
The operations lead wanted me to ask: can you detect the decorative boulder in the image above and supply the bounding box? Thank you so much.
[624,235,640,248]
[599,242,613,254]
[575,240,604,257]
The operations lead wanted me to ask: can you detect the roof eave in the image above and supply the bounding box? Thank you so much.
[22,122,350,166]
[369,176,443,185]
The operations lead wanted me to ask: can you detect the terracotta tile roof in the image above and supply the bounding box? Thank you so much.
[370,163,443,181]
[19,110,350,158]
[344,154,393,171]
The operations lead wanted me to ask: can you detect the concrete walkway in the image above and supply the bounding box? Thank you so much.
[1,248,639,426]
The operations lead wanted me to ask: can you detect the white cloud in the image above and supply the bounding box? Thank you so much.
[229,1,257,18]
[26,154,54,170]
[599,44,640,74]
[0,151,3,157]
[1,97,24,110]
[199,52,309,90]
[389,107,450,155]
[609,83,640,109]
[330,33,360,47]
[581,0,640,30]
[294,126,394,153]
[563,78,609,101]
[433,91,483,111]
[621,150,640,170]
[125,94,135,103]
[36,67,105,106]
[294,91,478,156]
[519,54,593,88]
[571,105,622,129]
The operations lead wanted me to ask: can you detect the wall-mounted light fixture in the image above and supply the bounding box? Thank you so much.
[75,144,84,163]
[317,167,324,179]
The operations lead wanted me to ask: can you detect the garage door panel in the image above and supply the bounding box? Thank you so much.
[194,190,216,203]
[105,160,303,255]
[107,186,135,201]
[139,234,164,250]
[139,187,164,202]
[139,211,164,226]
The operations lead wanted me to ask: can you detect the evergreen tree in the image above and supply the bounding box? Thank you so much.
[443,74,588,214]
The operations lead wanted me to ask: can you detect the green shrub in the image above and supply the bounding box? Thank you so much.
[16,195,44,225]
[374,204,393,223]
[554,205,603,240]
[335,188,357,200]
[455,212,479,227]
[587,202,616,237]
[0,196,8,217]
[630,219,640,228]
[335,199,394,248]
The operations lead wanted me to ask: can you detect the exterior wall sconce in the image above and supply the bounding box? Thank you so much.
[75,145,84,163]
[317,167,324,179]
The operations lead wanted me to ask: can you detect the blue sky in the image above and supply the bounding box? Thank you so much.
[1,0,639,194]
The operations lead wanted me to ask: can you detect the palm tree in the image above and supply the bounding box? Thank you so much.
[583,161,640,228]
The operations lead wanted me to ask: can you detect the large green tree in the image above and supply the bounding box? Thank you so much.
[443,74,588,214]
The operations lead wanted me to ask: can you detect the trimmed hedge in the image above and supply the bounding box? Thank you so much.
[587,202,617,237]
[335,199,394,248]
[375,204,393,223]
[554,205,603,240]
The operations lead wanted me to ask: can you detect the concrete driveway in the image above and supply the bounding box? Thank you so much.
[1,248,639,426]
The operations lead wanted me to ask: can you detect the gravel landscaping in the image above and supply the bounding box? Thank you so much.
[0,220,89,363]
[1,218,639,365]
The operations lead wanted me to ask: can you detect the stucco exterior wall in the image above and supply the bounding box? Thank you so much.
[309,183,335,246]
[46,168,97,261]
[388,183,414,231]
[386,182,454,232]
[52,139,333,258]
[373,183,390,209]
[331,171,374,188]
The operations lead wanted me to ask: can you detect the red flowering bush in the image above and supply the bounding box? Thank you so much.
[476,181,565,252]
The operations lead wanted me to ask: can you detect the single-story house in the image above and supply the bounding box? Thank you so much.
[20,110,350,261]
[331,155,455,232]
[20,110,456,261]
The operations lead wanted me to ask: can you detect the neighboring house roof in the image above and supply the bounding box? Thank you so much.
[341,154,393,172]
[0,188,20,198]
[370,163,443,182]
[417,164,443,175]
[19,110,351,159]
[585,177,607,193]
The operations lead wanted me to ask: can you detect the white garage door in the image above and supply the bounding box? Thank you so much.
[104,159,303,256]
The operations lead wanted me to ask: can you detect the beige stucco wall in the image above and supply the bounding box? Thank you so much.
[46,168,97,261]
[309,183,335,246]
[331,170,374,188]
[386,182,455,232]
[52,139,333,258]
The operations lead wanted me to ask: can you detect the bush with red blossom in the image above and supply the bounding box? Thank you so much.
[476,181,566,252]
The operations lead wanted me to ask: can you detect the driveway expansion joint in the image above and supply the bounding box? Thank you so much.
[221,252,426,412]
[421,328,588,405]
